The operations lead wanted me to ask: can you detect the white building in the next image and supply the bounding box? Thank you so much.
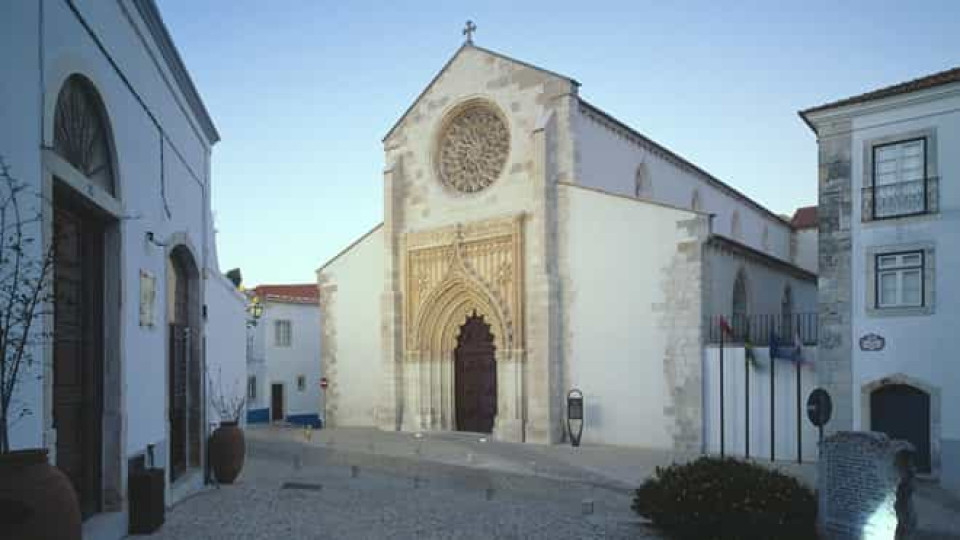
[317,36,818,451]
[802,67,960,491]
[0,1,246,536]
[246,285,322,428]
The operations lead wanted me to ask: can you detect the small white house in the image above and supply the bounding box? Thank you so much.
[802,66,960,492]
[246,284,322,428]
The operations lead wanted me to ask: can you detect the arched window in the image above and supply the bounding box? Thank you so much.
[762,226,770,251]
[732,269,749,340]
[781,285,794,340]
[690,189,702,211]
[54,74,115,196]
[634,164,651,198]
[730,211,742,240]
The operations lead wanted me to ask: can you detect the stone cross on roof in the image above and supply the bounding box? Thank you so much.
[463,20,477,44]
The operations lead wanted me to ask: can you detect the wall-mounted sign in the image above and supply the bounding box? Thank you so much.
[139,270,157,327]
[859,333,885,352]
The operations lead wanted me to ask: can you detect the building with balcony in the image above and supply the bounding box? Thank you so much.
[801,66,960,491]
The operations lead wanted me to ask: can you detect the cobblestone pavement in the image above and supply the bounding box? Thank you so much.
[141,435,660,539]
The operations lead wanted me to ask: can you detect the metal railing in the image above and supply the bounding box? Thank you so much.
[862,177,939,220]
[705,313,818,346]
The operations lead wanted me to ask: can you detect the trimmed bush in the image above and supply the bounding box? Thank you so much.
[632,457,817,540]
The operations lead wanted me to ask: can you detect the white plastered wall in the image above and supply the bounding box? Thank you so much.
[318,226,384,427]
[560,185,705,449]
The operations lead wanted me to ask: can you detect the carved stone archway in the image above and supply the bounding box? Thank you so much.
[401,216,526,441]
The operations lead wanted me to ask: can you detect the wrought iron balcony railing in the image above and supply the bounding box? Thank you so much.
[705,313,818,346]
[862,177,939,221]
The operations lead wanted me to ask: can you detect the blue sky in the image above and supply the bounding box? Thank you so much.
[157,0,959,285]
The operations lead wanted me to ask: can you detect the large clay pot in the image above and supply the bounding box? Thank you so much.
[0,448,81,540]
[209,421,245,484]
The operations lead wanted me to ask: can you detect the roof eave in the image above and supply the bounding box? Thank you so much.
[133,0,221,144]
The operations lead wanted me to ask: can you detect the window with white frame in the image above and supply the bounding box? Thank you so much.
[274,319,292,347]
[297,375,306,392]
[876,251,924,308]
[248,376,257,400]
[872,139,926,217]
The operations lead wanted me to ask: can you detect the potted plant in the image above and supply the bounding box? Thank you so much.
[208,368,247,484]
[0,158,81,539]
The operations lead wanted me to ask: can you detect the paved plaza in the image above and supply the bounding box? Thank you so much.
[141,429,658,539]
[138,426,960,539]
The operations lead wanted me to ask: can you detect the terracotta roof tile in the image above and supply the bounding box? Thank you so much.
[253,284,319,304]
[791,206,817,229]
[801,66,960,117]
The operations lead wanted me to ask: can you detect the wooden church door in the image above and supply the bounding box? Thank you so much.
[454,313,497,434]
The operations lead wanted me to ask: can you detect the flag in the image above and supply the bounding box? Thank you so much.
[718,316,733,337]
[769,328,789,360]
[744,337,760,368]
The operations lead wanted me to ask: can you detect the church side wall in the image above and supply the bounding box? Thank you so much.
[559,185,706,450]
[575,105,794,262]
[318,227,384,428]
[703,245,817,321]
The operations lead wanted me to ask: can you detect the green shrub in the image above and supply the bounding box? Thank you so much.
[632,457,817,540]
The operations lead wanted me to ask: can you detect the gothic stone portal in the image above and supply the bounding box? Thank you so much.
[454,313,497,433]
[400,216,526,442]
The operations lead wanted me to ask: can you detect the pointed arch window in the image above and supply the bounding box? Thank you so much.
[634,164,651,198]
[762,226,770,251]
[54,74,116,196]
[730,211,742,240]
[691,189,702,211]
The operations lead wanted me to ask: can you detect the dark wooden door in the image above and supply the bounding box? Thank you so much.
[455,314,497,433]
[53,200,104,519]
[271,384,284,421]
[168,323,188,482]
[871,384,931,473]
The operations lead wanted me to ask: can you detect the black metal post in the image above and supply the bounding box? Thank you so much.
[720,323,725,458]
[796,359,802,464]
[770,350,775,462]
[745,352,750,459]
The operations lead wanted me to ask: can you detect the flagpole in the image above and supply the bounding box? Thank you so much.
[719,318,725,458]
[796,350,802,464]
[745,342,750,459]
[770,340,776,462]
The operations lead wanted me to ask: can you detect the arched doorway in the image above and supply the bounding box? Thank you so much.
[454,312,497,433]
[168,246,201,482]
[871,384,931,473]
[51,73,119,519]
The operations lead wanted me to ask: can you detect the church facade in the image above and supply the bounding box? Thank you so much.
[317,41,817,449]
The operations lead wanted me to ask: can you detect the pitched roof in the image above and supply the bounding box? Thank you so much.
[252,284,319,304]
[799,66,960,121]
[382,43,578,142]
[790,206,817,229]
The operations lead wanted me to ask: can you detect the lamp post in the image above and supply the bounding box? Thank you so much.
[247,296,263,327]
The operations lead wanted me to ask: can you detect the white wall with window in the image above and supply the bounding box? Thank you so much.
[245,289,322,427]
[807,78,960,491]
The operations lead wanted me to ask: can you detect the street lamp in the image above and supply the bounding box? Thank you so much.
[247,297,264,326]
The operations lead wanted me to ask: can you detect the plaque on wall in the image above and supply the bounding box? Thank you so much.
[859,333,885,352]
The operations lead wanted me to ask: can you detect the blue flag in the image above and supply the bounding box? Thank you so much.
[769,329,790,360]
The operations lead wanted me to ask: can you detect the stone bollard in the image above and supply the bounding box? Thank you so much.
[819,431,916,539]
